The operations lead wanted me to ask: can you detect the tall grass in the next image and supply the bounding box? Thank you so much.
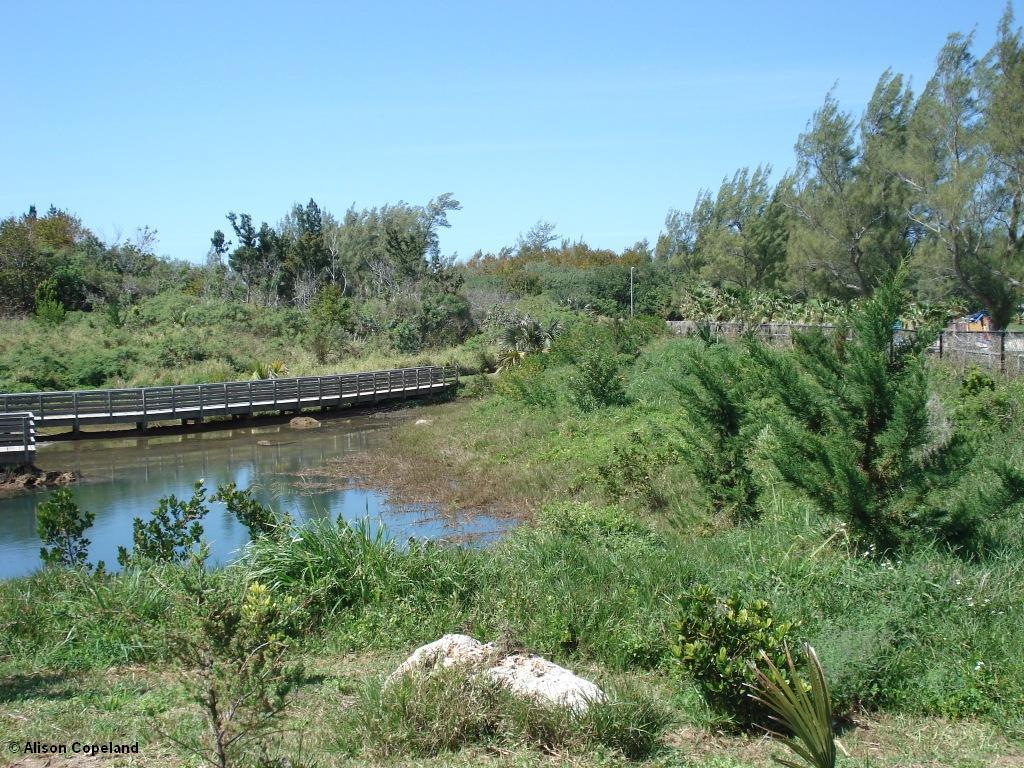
[4,500,1022,733]
[335,668,671,760]
[243,518,480,646]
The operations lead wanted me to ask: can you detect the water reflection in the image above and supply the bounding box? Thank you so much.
[0,415,509,580]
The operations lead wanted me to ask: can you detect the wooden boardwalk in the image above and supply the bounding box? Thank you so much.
[0,413,35,465]
[0,366,458,434]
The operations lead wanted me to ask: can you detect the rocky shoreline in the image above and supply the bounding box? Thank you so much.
[0,465,79,492]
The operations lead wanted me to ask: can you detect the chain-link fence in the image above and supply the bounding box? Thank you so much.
[666,320,1024,376]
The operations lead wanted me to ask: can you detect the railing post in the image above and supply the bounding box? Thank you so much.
[1001,330,1007,373]
[938,331,943,359]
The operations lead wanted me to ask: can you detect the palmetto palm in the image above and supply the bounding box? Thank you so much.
[496,316,564,372]
[251,361,289,380]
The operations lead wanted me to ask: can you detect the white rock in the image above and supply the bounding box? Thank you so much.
[414,418,433,426]
[386,634,496,684]
[485,653,606,713]
[387,636,607,713]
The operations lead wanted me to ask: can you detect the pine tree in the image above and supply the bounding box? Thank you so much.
[760,276,1024,552]
[673,336,761,520]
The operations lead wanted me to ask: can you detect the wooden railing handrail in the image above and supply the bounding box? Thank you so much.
[0,366,458,425]
[0,411,35,464]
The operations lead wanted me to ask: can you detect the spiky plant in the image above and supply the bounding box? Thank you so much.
[251,361,288,380]
[495,347,527,373]
[749,643,836,768]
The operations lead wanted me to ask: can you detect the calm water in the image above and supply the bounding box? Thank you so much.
[0,414,509,580]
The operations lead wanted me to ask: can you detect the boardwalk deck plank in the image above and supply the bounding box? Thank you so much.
[0,366,458,441]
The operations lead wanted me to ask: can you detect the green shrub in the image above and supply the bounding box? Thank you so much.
[495,357,557,407]
[535,501,656,541]
[211,482,287,539]
[36,489,96,570]
[599,428,680,509]
[670,584,802,729]
[170,560,303,768]
[672,339,760,520]
[757,278,1024,553]
[960,365,997,397]
[154,332,210,368]
[118,481,209,567]
[611,316,664,357]
[65,347,133,388]
[306,285,353,363]
[33,278,66,325]
[568,346,626,411]
[549,319,616,365]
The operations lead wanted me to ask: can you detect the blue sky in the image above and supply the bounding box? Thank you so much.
[1,1,1010,263]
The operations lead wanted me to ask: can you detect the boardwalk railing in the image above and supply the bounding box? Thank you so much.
[0,366,458,430]
[667,320,1024,376]
[0,412,35,465]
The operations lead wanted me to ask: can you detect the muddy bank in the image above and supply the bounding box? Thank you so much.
[0,465,79,492]
[292,404,534,522]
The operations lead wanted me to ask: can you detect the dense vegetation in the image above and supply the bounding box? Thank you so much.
[2,11,1023,393]
[2,9,1024,768]
[3,279,1023,765]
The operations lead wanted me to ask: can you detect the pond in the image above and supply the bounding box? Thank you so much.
[0,413,509,580]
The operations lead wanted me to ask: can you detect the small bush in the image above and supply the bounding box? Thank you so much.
[758,279,1024,553]
[495,357,557,407]
[169,560,303,768]
[600,428,680,509]
[672,338,761,520]
[670,584,802,729]
[34,278,66,325]
[960,365,997,398]
[568,346,626,411]
[118,481,209,567]
[36,489,96,570]
[211,482,287,539]
[536,501,656,541]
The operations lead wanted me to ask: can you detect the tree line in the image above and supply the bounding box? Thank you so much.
[654,8,1024,327]
[1,9,1021,334]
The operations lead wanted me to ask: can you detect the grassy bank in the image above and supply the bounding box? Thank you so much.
[2,504,1023,767]
[3,301,1024,766]
[0,295,493,392]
